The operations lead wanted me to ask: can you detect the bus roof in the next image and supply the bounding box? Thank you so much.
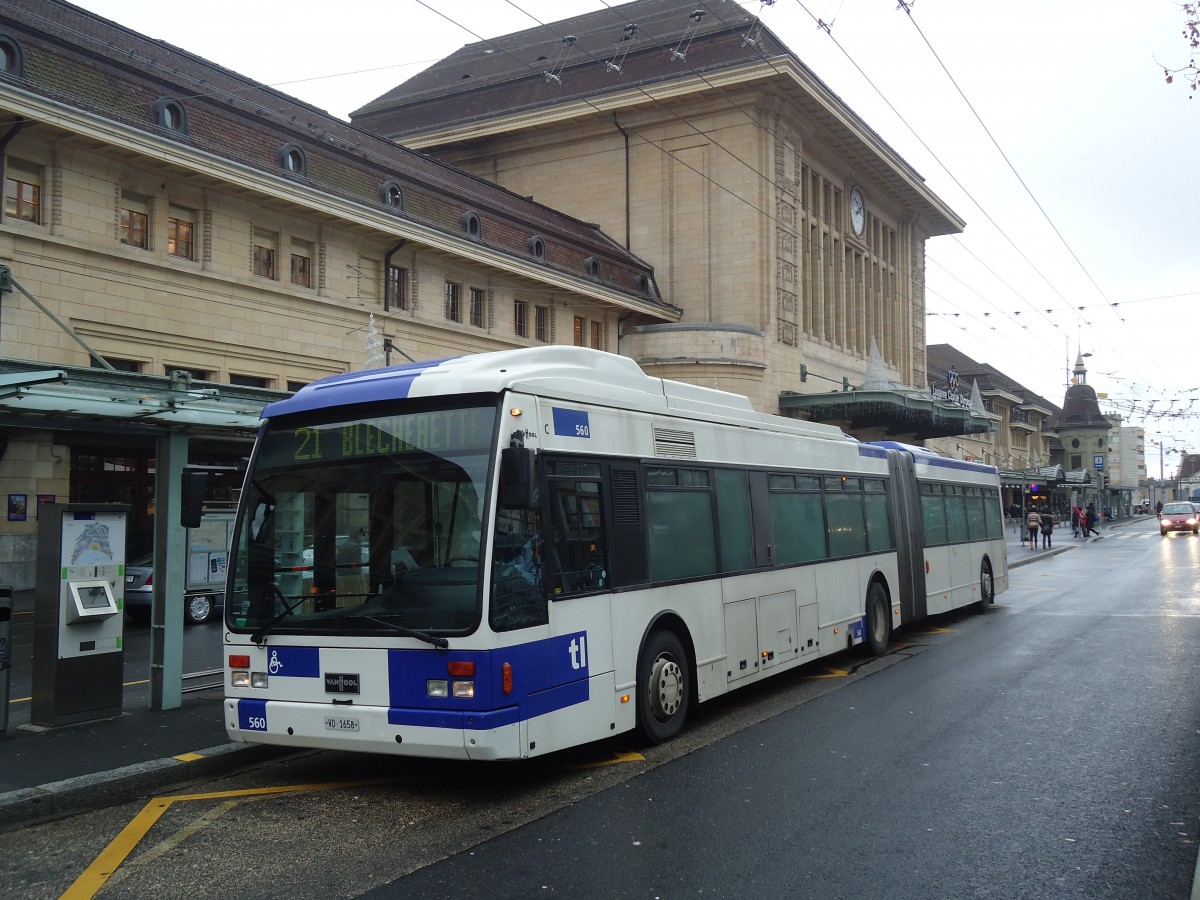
[868,440,999,476]
[263,347,854,443]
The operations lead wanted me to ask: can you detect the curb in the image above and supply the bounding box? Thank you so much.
[0,742,291,832]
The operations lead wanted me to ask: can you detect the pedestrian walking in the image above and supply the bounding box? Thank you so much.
[1070,506,1081,538]
[1084,502,1098,538]
[1026,506,1041,550]
[1040,508,1055,549]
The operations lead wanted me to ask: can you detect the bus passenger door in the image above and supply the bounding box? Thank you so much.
[721,472,814,686]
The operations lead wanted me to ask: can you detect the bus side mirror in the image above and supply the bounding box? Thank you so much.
[499,446,539,510]
[181,468,208,528]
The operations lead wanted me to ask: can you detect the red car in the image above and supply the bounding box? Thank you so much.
[1159,502,1200,536]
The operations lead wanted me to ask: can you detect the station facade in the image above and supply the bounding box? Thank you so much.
[1,0,1000,589]
[0,0,670,587]
[350,0,993,444]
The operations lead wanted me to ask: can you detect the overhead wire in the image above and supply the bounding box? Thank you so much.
[429,0,1072,367]
[891,1,1175,399]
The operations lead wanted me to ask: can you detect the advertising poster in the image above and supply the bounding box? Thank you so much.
[7,494,27,521]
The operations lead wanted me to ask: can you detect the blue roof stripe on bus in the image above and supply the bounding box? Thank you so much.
[866,440,997,475]
[921,456,998,475]
[262,356,460,418]
[857,445,889,460]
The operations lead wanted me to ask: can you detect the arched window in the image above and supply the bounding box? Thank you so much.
[460,211,481,239]
[277,143,307,177]
[584,256,601,280]
[379,180,404,209]
[527,235,546,261]
[152,98,188,133]
[0,35,23,77]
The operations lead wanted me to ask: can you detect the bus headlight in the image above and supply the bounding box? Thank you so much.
[427,679,449,698]
[452,680,475,698]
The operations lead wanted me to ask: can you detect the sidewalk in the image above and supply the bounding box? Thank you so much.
[1004,515,1105,568]
[0,589,287,830]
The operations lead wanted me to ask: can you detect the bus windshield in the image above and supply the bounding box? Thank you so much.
[227,402,497,637]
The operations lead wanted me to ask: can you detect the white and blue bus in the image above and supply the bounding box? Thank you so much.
[220,347,1007,759]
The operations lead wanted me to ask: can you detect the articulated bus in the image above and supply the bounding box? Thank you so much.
[221,346,1007,759]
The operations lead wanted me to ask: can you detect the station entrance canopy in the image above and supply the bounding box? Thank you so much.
[0,358,283,713]
[998,466,1102,490]
[779,386,994,441]
[0,359,276,438]
[999,464,1069,488]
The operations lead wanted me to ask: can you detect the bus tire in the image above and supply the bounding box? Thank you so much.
[864,583,891,657]
[976,559,995,612]
[637,630,689,744]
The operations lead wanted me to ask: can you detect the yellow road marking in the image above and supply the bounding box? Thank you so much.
[804,666,850,679]
[172,752,204,762]
[564,750,645,769]
[62,778,399,899]
[909,627,956,635]
[104,798,242,891]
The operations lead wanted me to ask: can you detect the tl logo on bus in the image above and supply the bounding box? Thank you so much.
[568,635,588,670]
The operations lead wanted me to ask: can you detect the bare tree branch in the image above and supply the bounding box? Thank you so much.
[1163,2,1199,96]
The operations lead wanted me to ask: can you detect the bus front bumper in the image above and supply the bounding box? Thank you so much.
[224,698,522,761]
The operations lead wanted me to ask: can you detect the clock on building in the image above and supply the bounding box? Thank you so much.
[849,186,866,237]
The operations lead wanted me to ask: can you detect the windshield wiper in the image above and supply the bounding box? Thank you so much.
[250,584,308,647]
[323,611,449,649]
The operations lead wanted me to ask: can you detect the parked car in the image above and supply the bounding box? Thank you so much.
[1159,502,1199,537]
[124,553,225,624]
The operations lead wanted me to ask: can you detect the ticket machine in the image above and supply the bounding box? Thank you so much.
[31,503,128,727]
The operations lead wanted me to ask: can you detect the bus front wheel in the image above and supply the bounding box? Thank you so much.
[637,630,689,744]
[864,583,891,656]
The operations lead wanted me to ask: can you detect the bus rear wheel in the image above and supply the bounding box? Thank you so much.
[637,630,689,744]
[976,559,995,612]
[864,583,891,656]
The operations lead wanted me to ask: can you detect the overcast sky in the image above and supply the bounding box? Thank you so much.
[69,0,1200,477]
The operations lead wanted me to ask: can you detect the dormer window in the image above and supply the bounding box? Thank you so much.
[379,180,404,209]
[0,35,23,77]
[584,256,601,280]
[278,144,307,177]
[636,274,650,295]
[527,235,546,261]
[152,98,188,133]
[460,211,481,239]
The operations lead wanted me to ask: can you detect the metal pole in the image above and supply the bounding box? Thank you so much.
[150,433,187,710]
[0,585,11,734]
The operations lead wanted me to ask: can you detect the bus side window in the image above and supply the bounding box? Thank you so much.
[490,506,547,631]
[548,478,607,595]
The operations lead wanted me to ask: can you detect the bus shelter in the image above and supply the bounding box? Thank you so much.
[999,465,1067,520]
